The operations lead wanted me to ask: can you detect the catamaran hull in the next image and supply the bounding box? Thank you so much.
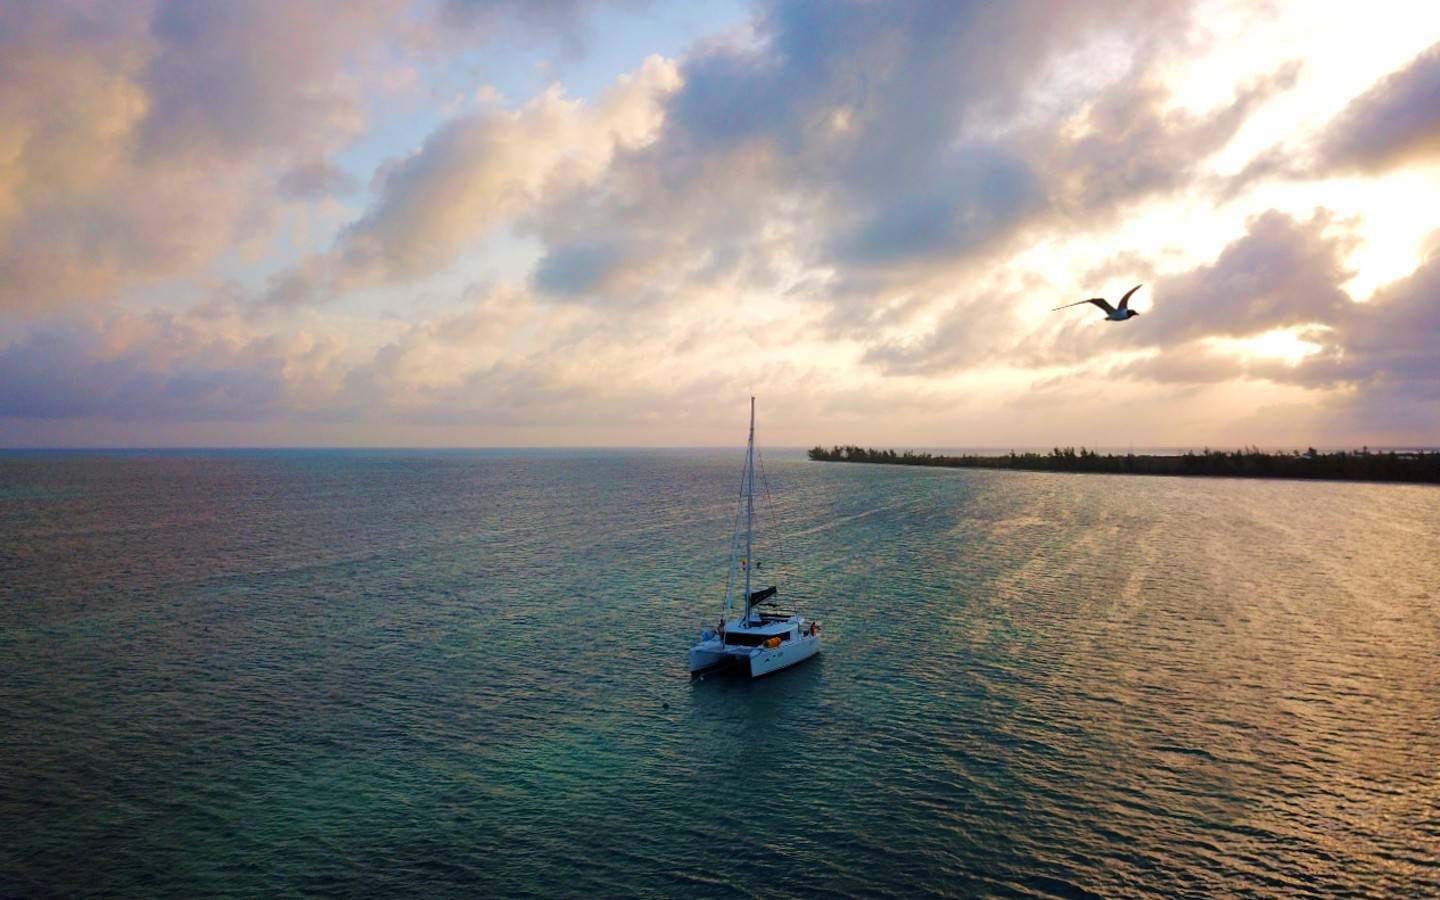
[688,640,730,673]
[748,633,820,678]
[689,633,822,676]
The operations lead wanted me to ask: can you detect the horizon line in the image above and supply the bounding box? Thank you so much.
[3,443,1437,453]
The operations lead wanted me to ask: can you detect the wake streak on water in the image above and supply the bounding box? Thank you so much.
[2,450,1438,897]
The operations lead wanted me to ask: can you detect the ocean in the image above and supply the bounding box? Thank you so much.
[2,449,1437,897]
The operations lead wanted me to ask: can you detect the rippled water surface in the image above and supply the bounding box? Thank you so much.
[3,450,1438,897]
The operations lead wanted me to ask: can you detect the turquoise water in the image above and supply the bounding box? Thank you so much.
[2,450,1437,897]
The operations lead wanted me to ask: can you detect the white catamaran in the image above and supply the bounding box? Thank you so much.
[688,397,821,678]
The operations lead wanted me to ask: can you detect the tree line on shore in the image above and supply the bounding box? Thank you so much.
[807,445,1440,483]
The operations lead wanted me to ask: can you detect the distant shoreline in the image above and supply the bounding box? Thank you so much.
[808,445,1440,484]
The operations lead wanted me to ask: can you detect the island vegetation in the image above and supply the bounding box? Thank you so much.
[807,445,1440,484]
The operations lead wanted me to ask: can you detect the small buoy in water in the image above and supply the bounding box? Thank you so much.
[662,702,670,709]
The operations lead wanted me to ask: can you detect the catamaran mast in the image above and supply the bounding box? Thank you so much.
[720,397,755,627]
[742,395,756,622]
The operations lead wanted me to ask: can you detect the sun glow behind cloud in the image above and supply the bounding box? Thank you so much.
[1208,326,1327,366]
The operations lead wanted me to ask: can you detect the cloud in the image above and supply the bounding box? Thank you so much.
[523,0,1301,325]
[0,278,871,439]
[0,292,572,427]
[1126,209,1356,344]
[264,54,680,303]
[435,0,603,47]
[278,160,359,200]
[2,0,1289,322]
[1086,220,1440,440]
[1223,41,1440,193]
[532,240,632,296]
[4,0,1432,447]
[1054,61,1300,211]
[1247,248,1440,441]
[530,0,1126,304]
[0,1,616,312]
[1034,208,1358,367]
[136,1,396,164]
[1114,343,1243,385]
[5,234,1432,444]
[1291,248,1440,394]
[0,2,401,311]
[874,207,1356,376]
[827,144,1047,270]
[1316,40,1440,173]
[860,285,1027,376]
[0,313,298,422]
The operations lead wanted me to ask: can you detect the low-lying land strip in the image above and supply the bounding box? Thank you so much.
[807,445,1440,483]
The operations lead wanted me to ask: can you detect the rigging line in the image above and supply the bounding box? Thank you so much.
[721,438,749,622]
[755,445,792,593]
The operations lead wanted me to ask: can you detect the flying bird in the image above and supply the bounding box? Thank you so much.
[1053,284,1143,321]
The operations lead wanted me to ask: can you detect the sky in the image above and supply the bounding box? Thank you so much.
[2,0,1439,448]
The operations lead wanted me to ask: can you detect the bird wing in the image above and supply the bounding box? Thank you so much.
[1116,284,1143,310]
[1052,298,1115,313]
